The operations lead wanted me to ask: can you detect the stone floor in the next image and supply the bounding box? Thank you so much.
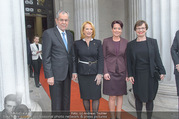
[29,77,138,117]
[30,77,173,119]
[29,77,51,111]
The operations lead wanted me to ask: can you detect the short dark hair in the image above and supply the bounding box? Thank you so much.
[111,20,123,29]
[134,20,148,31]
[33,35,40,42]
[14,104,29,117]
[4,94,17,104]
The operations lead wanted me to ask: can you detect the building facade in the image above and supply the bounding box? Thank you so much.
[0,0,178,113]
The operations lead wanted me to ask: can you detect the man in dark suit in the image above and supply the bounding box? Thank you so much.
[42,10,77,113]
[171,30,179,110]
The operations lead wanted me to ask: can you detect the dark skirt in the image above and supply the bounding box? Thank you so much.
[133,69,158,102]
[103,71,127,96]
[78,75,101,100]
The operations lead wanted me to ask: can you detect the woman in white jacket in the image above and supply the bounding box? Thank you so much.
[30,36,42,87]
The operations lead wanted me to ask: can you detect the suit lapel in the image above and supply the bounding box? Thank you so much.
[66,31,71,52]
[146,37,152,59]
[132,39,137,60]
[53,27,68,52]
[146,37,154,67]
[33,43,38,51]
[118,37,124,56]
[109,37,116,55]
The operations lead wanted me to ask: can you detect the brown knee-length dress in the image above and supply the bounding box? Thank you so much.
[103,37,128,96]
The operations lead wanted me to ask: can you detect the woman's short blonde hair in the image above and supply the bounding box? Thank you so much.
[80,21,96,39]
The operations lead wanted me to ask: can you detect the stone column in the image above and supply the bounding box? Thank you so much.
[74,0,99,40]
[128,0,179,111]
[35,15,43,38]
[53,0,64,14]
[0,0,31,110]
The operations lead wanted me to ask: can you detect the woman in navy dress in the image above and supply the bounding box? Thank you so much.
[74,21,103,119]
[103,20,128,119]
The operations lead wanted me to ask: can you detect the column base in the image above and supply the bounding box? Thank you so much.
[128,82,178,118]
[30,100,42,118]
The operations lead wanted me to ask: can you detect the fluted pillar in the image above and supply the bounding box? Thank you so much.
[53,0,63,14]
[128,0,179,111]
[74,0,99,40]
[35,15,43,38]
[0,0,31,110]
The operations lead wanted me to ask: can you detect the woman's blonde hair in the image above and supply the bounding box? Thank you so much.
[80,21,95,39]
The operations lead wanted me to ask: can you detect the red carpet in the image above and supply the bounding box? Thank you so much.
[40,66,136,119]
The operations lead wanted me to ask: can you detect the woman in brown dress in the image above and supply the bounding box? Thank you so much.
[103,20,128,119]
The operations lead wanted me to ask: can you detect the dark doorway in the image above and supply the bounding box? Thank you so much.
[24,0,54,42]
[25,16,47,43]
